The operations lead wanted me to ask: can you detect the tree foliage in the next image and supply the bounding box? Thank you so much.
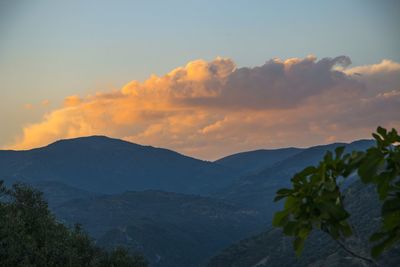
[0,181,148,267]
[273,127,400,261]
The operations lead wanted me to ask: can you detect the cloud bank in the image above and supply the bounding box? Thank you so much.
[10,56,400,160]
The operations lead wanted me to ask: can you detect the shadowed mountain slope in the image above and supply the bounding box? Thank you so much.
[0,136,235,194]
[207,181,400,267]
[215,140,374,218]
[53,190,265,267]
[214,147,303,176]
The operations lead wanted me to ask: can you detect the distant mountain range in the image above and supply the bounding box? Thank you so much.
[2,136,397,267]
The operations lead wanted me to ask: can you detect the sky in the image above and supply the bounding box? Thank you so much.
[1,0,399,160]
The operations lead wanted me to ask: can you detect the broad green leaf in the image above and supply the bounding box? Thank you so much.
[339,221,353,237]
[371,242,386,259]
[283,221,297,235]
[382,198,400,214]
[294,237,305,256]
[299,166,317,177]
[329,225,340,239]
[382,211,400,231]
[377,126,387,138]
[324,152,333,164]
[284,196,297,209]
[369,232,386,242]
[323,181,336,192]
[371,234,399,258]
[358,150,383,183]
[276,188,292,195]
[377,183,390,200]
[272,210,289,227]
[335,146,345,159]
[322,203,349,221]
[298,227,311,239]
[372,133,383,143]
[274,195,287,202]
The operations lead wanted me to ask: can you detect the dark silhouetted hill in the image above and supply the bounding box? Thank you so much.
[0,136,235,194]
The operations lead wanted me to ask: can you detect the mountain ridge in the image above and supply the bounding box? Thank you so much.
[0,136,235,195]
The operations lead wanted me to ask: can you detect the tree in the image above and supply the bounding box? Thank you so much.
[272,127,400,265]
[0,181,148,267]
[106,247,148,267]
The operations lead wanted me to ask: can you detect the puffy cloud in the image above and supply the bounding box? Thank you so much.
[10,56,400,160]
[344,59,400,75]
[63,95,81,107]
[343,59,400,97]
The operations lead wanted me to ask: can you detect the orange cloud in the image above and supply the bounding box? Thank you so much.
[10,56,400,159]
[64,95,82,107]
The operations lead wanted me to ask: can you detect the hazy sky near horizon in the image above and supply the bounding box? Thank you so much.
[1,0,399,159]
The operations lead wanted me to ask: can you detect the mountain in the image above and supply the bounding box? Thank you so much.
[215,140,374,217]
[0,137,384,267]
[52,190,265,267]
[214,147,303,176]
[0,136,235,195]
[206,181,400,267]
[28,180,100,208]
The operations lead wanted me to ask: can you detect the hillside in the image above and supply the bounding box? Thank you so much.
[214,147,303,176]
[0,136,235,195]
[207,181,400,267]
[29,180,100,208]
[52,190,265,267]
[215,140,374,217]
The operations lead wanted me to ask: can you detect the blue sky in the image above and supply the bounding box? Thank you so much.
[0,0,399,157]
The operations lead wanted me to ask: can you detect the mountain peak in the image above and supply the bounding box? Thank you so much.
[0,135,234,194]
[49,135,136,145]
[44,135,148,152]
